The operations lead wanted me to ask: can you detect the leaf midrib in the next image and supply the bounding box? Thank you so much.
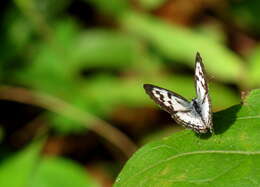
[237,115,260,120]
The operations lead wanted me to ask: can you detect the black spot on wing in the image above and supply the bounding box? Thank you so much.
[201,89,208,104]
[192,100,201,115]
[143,84,189,102]
[159,93,164,102]
[143,84,190,114]
[144,83,210,133]
[194,52,209,96]
[143,84,172,113]
[167,92,172,99]
[194,53,213,132]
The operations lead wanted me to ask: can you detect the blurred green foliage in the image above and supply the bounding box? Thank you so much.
[31,157,98,187]
[0,142,97,187]
[120,12,245,83]
[0,0,260,186]
[138,0,167,10]
[231,0,260,33]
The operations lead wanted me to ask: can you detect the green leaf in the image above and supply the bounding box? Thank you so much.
[16,20,80,96]
[18,26,138,95]
[84,0,129,16]
[115,89,260,186]
[0,141,43,187]
[33,0,71,20]
[71,30,139,70]
[120,12,245,83]
[138,0,167,10]
[31,157,98,187]
[247,45,260,87]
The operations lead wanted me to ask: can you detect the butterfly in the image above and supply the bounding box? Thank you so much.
[143,52,213,133]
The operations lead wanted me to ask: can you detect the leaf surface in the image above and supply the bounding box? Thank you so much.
[115,89,260,186]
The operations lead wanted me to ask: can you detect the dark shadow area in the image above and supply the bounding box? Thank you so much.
[195,104,242,139]
[196,131,212,139]
[213,104,242,135]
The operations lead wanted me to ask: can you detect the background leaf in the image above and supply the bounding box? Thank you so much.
[0,141,43,187]
[120,12,245,83]
[31,157,98,187]
[248,46,260,87]
[115,89,260,186]
[138,0,167,10]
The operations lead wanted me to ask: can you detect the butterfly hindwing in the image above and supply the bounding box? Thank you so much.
[174,107,207,133]
[195,53,213,131]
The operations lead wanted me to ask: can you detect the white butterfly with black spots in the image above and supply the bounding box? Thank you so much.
[144,52,213,133]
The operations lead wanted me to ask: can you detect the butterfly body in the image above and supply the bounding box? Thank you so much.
[192,99,201,116]
[143,53,213,134]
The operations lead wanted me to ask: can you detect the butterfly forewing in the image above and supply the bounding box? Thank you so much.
[144,84,208,133]
[195,53,213,131]
[143,84,190,114]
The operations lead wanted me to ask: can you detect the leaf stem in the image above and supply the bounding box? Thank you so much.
[0,86,137,158]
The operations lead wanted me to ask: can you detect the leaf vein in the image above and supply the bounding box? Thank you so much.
[123,150,260,185]
[237,115,260,120]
